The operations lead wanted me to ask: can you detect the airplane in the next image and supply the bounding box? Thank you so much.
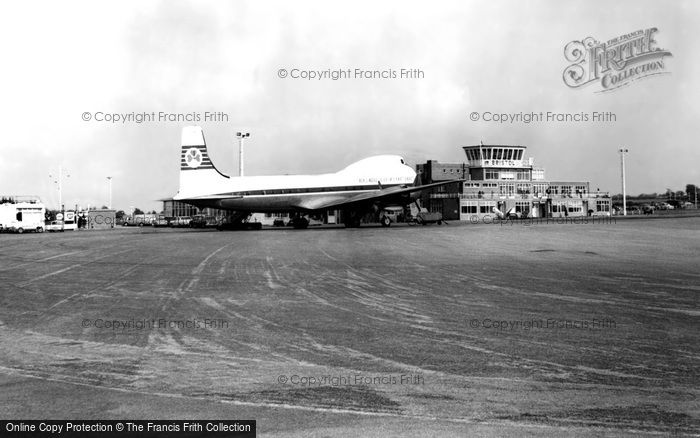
[173,126,460,228]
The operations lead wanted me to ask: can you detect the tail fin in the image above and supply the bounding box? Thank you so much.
[180,126,226,174]
[175,126,229,200]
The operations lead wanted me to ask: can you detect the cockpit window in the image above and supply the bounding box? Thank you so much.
[400,159,405,164]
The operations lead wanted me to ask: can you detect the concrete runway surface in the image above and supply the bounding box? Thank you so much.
[0,217,698,436]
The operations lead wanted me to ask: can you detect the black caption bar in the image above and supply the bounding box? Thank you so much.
[1,421,255,437]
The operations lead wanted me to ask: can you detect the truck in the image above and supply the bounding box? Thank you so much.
[0,195,46,233]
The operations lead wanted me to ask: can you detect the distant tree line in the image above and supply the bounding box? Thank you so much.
[611,184,699,208]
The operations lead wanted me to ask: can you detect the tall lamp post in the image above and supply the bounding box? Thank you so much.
[49,165,70,212]
[619,148,629,216]
[106,176,113,209]
[236,132,250,177]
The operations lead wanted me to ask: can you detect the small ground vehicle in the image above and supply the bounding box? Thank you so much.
[286,214,324,228]
[189,215,208,228]
[408,201,443,225]
[151,215,169,227]
[175,216,192,227]
[122,214,157,226]
[413,211,443,225]
[46,220,65,232]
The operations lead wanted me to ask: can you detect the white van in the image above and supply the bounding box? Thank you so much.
[0,196,46,233]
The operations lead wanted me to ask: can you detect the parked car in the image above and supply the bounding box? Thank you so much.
[152,215,169,227]
[46,220,65,232]
[189,215,208,228]
[175,216,192,227]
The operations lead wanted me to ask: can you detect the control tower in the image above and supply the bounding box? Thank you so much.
[461,144,543,181]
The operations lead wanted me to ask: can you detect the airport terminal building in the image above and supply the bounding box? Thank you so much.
[417,144,612,221]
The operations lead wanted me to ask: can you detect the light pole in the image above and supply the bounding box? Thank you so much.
[49,165,70,212]
[618,148,628,216]
[107,176,113,209]
[236,132,250,177]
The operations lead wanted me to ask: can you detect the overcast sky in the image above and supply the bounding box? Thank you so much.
[1,0,698,211]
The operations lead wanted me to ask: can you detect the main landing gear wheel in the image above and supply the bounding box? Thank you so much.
[381,216,391,227]
[343,211,362,228]
[344,217,361,228]
[292,217,309,229]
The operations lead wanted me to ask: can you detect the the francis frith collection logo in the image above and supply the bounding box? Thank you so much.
[563,28,672,93]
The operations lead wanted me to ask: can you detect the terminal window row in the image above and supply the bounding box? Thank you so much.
[465,148,524,161]
[461,201,495,214]
[484,170,532,180]
[464,182,498,188]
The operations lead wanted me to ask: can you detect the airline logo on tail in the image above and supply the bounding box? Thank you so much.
[184,148,203,168]
[180,145,214,171]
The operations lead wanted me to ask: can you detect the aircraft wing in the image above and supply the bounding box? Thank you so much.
[294,179,464,211]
